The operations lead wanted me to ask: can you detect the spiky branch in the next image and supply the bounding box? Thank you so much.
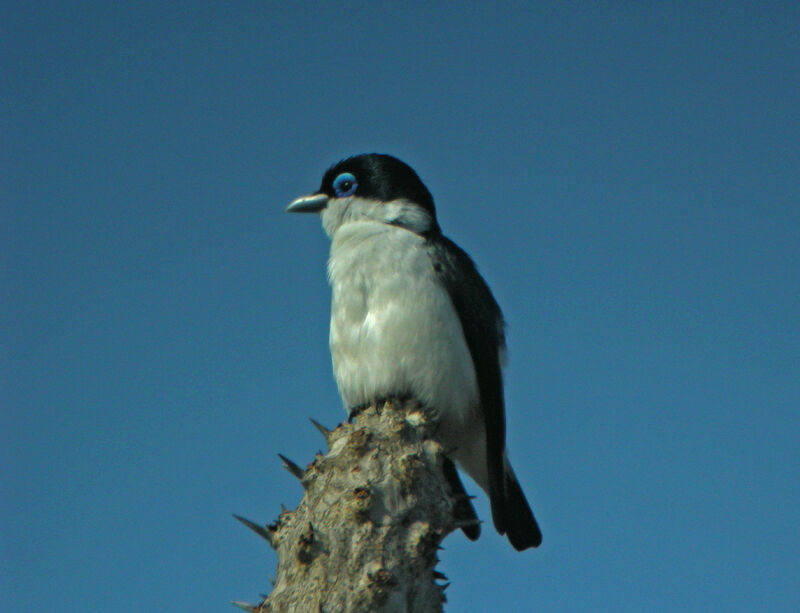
[234,400,476,612]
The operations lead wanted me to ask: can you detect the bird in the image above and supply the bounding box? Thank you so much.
[286,153,542,551]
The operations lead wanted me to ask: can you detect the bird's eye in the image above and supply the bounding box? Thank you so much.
[333,172,358,198]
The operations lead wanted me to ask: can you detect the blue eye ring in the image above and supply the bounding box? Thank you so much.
[333,172,358,198]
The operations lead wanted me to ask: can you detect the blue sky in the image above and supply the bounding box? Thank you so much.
[3,2,799,611]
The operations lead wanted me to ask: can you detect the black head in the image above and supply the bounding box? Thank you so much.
[318,154,437,222]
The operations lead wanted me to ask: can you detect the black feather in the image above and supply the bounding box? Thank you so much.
[428,235,507,523]
[429,234,542,549]
[503,465,543,550]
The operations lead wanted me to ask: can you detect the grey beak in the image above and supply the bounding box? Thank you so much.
[286,193,329,213]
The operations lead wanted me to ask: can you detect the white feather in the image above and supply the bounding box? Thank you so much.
[321,196,490,491]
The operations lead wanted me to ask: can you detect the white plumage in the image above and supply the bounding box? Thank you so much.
[326,215,489,489]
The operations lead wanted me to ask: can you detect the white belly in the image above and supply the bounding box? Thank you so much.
[327,221,480,438]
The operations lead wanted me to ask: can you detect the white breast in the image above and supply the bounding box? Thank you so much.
[327,220,480,434]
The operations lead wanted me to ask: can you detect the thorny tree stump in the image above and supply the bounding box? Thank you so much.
[234,399,478,613]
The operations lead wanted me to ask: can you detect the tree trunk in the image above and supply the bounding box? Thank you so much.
[234,399,473,612]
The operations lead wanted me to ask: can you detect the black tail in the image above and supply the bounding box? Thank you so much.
[490,461,542,551]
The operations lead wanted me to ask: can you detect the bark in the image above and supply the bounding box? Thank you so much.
[234,399,471,613]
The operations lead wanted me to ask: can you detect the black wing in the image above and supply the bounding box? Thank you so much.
[427,235,511,536]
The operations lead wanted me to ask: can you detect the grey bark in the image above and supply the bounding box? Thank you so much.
[234,399,471,612]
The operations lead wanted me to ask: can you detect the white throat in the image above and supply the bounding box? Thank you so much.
[322,196,434,238]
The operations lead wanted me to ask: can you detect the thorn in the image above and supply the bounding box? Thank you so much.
[439,582,451,591]
[231,601,255,612]
[433,570,447,580]
[454,518,483,529]
[268,576,276,587]
[437,545,445,551]
[309,418,333,445]
[278,453,305,480]
[280,504,288,514]
[233,514,277,548]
